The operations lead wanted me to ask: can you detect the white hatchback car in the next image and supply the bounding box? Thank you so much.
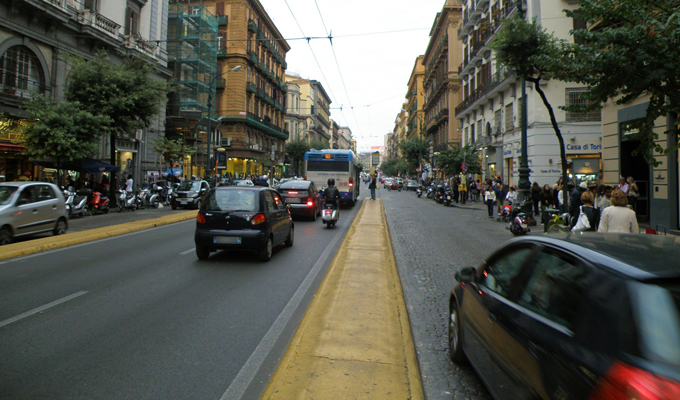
[0,182,68,245]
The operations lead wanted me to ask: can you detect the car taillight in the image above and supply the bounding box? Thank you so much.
[588,361,680,400]
[307,197,314,207]
[197,213,206,224]
[251,213,266,225]
[325,210,331,215]
[349,177,353,187]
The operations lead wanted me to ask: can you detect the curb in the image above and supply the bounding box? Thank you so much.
[0,210,197,261]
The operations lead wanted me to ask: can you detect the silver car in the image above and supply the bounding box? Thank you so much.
[0,182,69,245]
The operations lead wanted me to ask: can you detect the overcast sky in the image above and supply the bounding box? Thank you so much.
[258,0,447,153]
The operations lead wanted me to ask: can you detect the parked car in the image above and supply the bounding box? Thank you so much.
[278,180,321,221]
[448,233,680,400]
[0,182,68,245]
[406,179,419,191]
[194,187,293,261]
[171,180,210,209]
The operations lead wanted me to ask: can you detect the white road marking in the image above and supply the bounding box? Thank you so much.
[180,248,195,255]
[0,291,88,328]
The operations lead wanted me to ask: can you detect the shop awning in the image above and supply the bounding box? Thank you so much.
[162,168,183,176]
[33,158,120,173]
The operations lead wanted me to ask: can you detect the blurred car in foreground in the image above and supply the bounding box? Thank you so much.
[277,180,321,220]
[194,186,293,262]
[0,182,68,245]
[449,233,680,400]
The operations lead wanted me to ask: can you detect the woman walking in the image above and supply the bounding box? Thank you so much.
[484,185,496,218]
[531,182,541,216]
[597,189,639,233]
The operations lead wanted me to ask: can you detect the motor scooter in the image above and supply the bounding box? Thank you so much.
[89,189,110,214]
[135,184,160,209]
[416,185,423,198]
[507,200,530,236]
[63,186,89,218]
[321,202,339,228]
[118,189,137,212]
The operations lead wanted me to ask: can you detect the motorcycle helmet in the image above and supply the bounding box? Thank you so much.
[327,178,335,186]
[262,175,268,180]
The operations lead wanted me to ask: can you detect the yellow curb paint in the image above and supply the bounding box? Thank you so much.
[0,211,197,261]
[262,199,424,400]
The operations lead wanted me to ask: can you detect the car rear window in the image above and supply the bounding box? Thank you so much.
[205,190,258,212]
[631,281,680,366]
[279,181,311,190]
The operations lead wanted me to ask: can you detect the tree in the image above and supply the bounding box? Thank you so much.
[285,139,310,176]
[19,96,110,185]
[309,139,330,151]
[398,137,431,172]
[436,144,482,177]
[489,17,570,208]
[150,138,194,179]
[379,157,411,177]
[551,0,680,166]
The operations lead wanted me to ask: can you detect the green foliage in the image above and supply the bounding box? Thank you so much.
[554,0,680,165]
[285,139,310,176]
[255,154,273,169]
[19,95,109,162]
[379,157,411,177]
[64,49,171,136]
[398,138,431,171]
[436,144,482,176]
[150,137,194,167]
[309,139,330,151]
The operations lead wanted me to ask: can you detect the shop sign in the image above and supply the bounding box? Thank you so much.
[566,143,602,151]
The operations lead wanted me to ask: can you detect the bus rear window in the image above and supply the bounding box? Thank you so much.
[306,161,349,172]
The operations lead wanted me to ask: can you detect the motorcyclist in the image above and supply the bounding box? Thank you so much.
[322,178,341,212]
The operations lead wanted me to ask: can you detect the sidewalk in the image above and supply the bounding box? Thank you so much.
[261,199,424,399]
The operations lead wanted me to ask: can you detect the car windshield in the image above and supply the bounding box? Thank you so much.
[279,182,310,190]
[0,186,18,205]
[205,190,258,212]
[178,181,200,191]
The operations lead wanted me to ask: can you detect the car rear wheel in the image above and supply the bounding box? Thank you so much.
[196,246,210,260]
[259,237,273,262]
[0,227,12,245]
[53,219,67,236]
[285,227,294,247]
[448,300,466,365]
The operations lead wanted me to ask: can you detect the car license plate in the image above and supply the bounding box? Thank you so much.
[180,199,187,204]
[214,236,241,244]
[285,198,300,204]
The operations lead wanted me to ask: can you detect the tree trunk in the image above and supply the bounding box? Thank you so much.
[530,78,569,212]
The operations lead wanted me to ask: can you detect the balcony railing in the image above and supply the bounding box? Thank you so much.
[77,9,120,38]
[455,67,511,116]
[123,34,158,56]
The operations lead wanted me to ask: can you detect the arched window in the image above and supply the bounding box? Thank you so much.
[0,45,44,96]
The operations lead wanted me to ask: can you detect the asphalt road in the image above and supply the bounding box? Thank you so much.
[0,199,363,400]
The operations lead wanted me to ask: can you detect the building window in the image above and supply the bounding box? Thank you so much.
[505,103,514,133]
[125,3,141,35]
[0,45,44,96]
[565,88,601,122]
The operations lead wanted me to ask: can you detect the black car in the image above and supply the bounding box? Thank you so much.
[449,233,680,400]
[194,187,293,261]
[277,180,321,220]
[171,180,210,209]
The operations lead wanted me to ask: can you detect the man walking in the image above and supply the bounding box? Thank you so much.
[368,173,377,200]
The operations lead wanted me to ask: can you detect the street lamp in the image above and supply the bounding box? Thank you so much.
[206,65,242,179]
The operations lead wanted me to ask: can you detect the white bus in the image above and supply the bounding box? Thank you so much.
[304,150,360,206]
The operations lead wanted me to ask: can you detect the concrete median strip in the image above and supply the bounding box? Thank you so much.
[0,211,197,261]
[262,199,424,399]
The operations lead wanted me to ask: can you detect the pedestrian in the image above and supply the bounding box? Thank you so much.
[125,174,133,193]
[553,183,561,210]
[626,176,639,209]
[497,184,507,213]
[569,182,588,222]
[531,182,541,216]
[597,189,639,233]
[539,184,553,213]
[369,173,377,200]
[469,180,477,202]
[571,190,600,232]
[505,185,517,205]
[484,185,496,218]
[101,173,110,190]
[458,178,467,205]
[598,185,612,211]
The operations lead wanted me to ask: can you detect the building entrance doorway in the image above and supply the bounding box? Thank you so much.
[620,139,649,221]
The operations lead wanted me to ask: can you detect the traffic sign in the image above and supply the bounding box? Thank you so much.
[461,162,468,172]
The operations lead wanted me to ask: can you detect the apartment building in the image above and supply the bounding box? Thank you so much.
[337,126,352,150]
[422,0,464,169]
[455,0,601,188]
[405,56,426,142]
[0,0,169,184]
[284,74,332,145]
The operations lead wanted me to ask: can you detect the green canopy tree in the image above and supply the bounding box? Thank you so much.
[309,139,330,151]
[19,96,110,185]
[489,17,570,207]
[379,157,411,177]
[285,139,310,176]
[552,0,680,166]
[150,138,194,179]
[398,137,431,172]
[436,144,482,177]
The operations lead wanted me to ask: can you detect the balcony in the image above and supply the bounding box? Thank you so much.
[248,19,257,33]
[455,67,511,117]
[247,81,257,93]
[77,9,120,39]
[123,34,158,57]
[215,78,225,89]
[217,15,228,26]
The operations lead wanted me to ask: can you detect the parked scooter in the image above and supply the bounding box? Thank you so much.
[89,189,110,214]
[416,185,423,198]
[507,200,530,236]
[117,189,137,212]
[63,186,89,218]
[321,202,339,228]
[135,184,160,209]
[443,185,453,206]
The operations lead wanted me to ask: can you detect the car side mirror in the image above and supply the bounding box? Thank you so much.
[454,267,477,283]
